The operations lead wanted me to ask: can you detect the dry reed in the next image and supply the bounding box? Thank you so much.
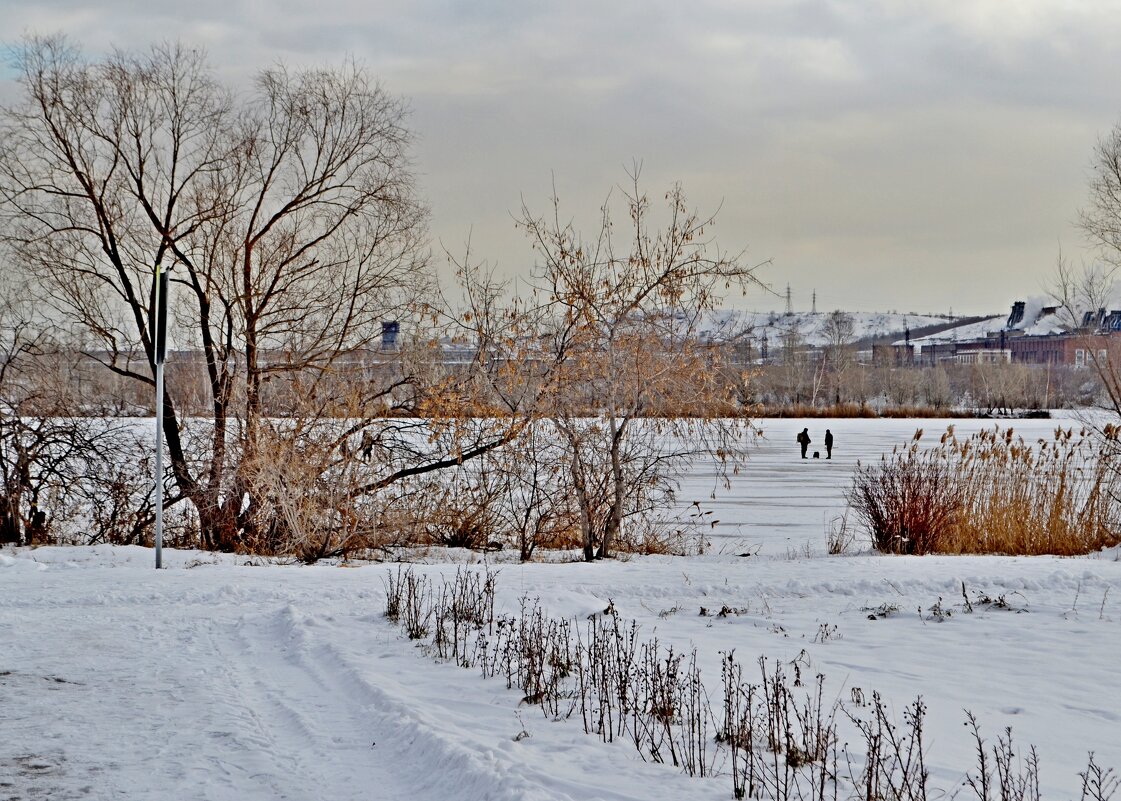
[849,425,1121,555]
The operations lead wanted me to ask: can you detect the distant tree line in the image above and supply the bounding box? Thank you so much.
[748,359,1100,416]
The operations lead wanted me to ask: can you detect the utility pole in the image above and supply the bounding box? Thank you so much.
[152,263,171,569]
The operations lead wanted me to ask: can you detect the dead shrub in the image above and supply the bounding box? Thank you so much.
[389,570,1116,801]
[826,512,857,555]
[847,430,961,554]
[240,424,386,562]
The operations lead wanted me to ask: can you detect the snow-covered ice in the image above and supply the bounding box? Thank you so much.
[2,416,1119,800]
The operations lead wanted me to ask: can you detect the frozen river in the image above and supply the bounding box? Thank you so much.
[686,415,1089,554]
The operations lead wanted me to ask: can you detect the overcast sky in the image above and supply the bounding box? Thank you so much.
[3,1,1120,315]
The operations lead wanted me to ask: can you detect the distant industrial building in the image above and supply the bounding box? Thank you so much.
[874,300,1121,369]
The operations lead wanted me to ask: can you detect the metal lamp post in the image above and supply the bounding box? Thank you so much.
[152,263,171,569]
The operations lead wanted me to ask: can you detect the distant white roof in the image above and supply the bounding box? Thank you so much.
[899,316,1005,346]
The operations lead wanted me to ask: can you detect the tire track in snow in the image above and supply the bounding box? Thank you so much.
[227,606,666,801]
[206,605,415,801]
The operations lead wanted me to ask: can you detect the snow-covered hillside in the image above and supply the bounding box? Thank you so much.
[3,417,1119,801]
[698,310,953,347]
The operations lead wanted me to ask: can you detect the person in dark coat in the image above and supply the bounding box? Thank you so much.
[825,429,834,459]
[797,428,810,459]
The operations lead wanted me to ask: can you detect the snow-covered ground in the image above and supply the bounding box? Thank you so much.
[3,417,1119,800]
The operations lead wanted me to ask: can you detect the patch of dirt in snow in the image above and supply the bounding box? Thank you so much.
[0,750,106,801]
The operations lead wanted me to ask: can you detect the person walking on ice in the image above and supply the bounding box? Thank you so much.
[825,429,834,459]
[797,427,811,459]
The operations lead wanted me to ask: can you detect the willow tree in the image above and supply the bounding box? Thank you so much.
[0,38,430,550]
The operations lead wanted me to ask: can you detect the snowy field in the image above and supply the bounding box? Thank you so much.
[2,417,1120,801]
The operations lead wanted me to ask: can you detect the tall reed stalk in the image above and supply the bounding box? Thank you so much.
[849,426,1121,555]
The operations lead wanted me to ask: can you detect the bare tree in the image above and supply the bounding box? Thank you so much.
[1049,119,1121,424]
[1081,122,1121,269]
[518,171,765,560]
[822,309,856,404]
[0,38,431,550]
[1050,256,1121,415]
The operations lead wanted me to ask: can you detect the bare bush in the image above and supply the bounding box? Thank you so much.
[965,712,1041,801]
[846,695,929,801]
[238,419,395,562]
[0,286,163,547]
[847,430,961,554]
[382,564,434,639]
[432,567,498,668]
[1081,755,1120,801]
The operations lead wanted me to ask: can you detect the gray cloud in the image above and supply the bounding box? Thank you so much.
[2,0,1119,313]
